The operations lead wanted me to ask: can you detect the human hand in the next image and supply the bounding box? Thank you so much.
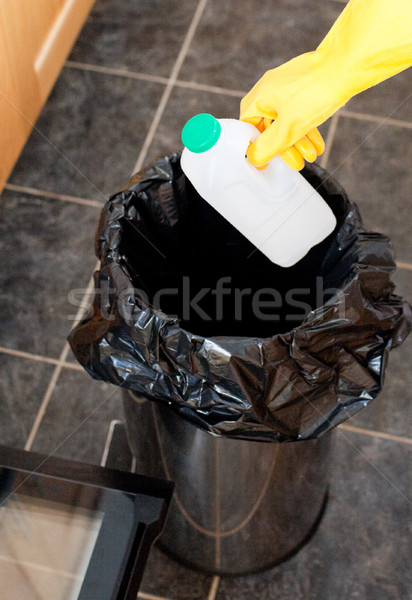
[240,52,343,170]
[240,0,412,170]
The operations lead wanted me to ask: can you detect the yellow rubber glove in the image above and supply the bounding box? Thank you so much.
[240,0,412,170]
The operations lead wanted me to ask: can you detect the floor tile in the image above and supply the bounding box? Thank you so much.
[343,69,412,123]
[0,192,100,356]
[216,432,412,600]
[30,368,124,464]
[139,545,213,600]
[0,354,54,449]
[69,0,199,78]
[179,0,341,91]
[348,267,412,438]
[326,116,412,263]
[142,86,241,168]
[142,85,332,170]
[8,68,165,200]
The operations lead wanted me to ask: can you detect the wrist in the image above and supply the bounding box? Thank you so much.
[310,49,354,105]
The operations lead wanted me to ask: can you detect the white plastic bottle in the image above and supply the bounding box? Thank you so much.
[180,113,336,267]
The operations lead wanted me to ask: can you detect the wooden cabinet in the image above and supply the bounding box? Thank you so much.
[0,0,95,191]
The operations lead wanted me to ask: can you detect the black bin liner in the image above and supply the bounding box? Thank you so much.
[68,154,411,442]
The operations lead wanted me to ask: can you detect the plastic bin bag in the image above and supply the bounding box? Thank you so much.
[68,154,411,442]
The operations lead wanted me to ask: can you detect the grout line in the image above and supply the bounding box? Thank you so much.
[138,593,173,600]
[130,80,174,175]
[0,346,61,367]
[3,183,103,208]
[0,91,107,202]
[0,345,85,371]
[338,423,412,446]
[341,109,412,129]
[24,261,100,450]
[319,112,340,169]
[174,78,244,98]
[24,357,67,451]
[132,0,209,174]
[207,576,221,600]
[65,60,170,86]
[65,59,245,98]
[65,63,412,131]
[397,261,412,271]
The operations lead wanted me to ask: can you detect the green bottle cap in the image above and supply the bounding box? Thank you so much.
[181,113,221,153]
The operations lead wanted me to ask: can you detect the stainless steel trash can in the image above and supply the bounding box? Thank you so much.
[123,390,332,576]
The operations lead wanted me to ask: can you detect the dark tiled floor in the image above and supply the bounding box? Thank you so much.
[30,369,124,465]
[69,0,199,78]
[343,69,412,122]
[141,546,214,600]
[179,0,342,91]
[326,117,412,263]
[144,86,241,165]
[1,1,411,599]
[8,68,165,200]
[0,354,55,448]
[216,432,412,600]
[0,191,99,356]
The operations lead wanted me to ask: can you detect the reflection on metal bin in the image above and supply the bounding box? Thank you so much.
[124,391,331,576]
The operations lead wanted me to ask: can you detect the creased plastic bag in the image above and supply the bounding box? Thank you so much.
[68,154,411,442]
